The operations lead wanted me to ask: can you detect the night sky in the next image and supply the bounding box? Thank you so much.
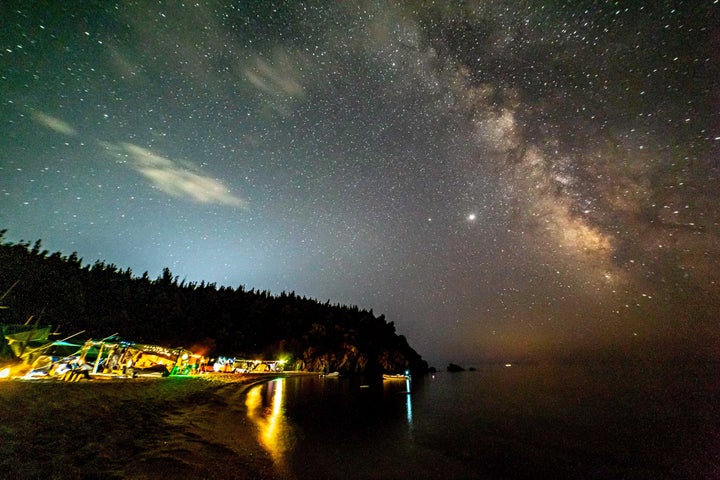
[2,1,718,365]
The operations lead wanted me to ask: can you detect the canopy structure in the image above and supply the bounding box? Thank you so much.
[77,338,201,377]
[231,358,286,373]
[1,323,53,363]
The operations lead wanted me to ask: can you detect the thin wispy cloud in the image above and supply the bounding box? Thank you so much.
[31,111,77,136]
[25,111,247,208]
[122,143,248,209]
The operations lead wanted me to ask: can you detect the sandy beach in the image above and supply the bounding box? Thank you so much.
[0,373,289,480]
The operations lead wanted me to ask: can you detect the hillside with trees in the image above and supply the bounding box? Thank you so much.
[0,230,427,375]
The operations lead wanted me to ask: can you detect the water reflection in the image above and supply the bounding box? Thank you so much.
[405,378,413,425]
[382,377,414,427]
[245,379,294,476]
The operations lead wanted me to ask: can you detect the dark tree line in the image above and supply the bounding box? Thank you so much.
[0,230,427,374]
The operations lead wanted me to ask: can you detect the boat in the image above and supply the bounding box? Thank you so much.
[320,371,340,378]
[383,372,411,381]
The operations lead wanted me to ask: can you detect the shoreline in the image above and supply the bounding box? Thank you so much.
[132,372,292,479]
[0,372,310,479]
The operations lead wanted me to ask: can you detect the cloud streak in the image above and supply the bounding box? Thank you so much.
[122,143,248,208]
[31,111,77,136]
[26,111,247,208]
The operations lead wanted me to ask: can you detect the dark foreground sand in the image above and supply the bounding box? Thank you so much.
[0,373,288,480]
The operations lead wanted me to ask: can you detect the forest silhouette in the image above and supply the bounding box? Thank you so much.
[0,229,427,375]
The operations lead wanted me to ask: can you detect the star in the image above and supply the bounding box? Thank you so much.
[1,0,716,365]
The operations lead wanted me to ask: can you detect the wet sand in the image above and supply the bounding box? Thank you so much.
[0,373,290,480]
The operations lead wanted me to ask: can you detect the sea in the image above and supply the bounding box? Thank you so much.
[244,363,720,480]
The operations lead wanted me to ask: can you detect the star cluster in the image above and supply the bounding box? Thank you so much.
[1,1,718,364]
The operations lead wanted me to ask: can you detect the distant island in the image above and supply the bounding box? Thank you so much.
[0,230,427,375]
[446,363,465,372]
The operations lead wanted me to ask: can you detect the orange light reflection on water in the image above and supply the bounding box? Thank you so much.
[245,379,293,476]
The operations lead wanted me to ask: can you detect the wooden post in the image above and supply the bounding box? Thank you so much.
[93,343,104,374]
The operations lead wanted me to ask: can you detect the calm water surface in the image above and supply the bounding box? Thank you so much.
[244,364,720,479]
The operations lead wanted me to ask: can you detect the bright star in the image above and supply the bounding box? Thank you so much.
[467,213,476,221]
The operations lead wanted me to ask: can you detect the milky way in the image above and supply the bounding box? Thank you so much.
[1,1,718,364]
